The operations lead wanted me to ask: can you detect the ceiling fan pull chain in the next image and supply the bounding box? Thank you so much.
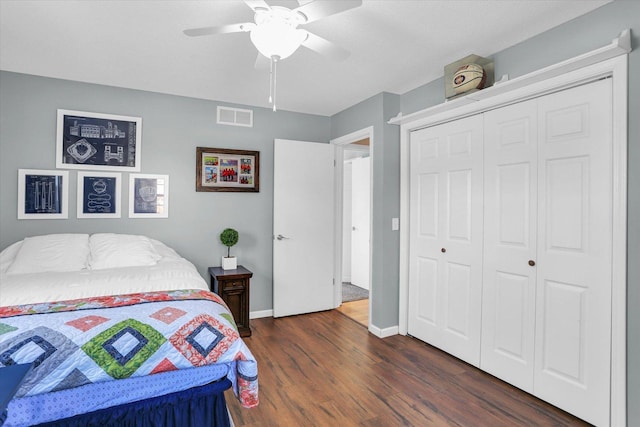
[269,56,274,104]
[273,57,278,112]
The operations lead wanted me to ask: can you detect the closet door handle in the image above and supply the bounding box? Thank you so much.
[528,260,536,266]
[441,248,446,253]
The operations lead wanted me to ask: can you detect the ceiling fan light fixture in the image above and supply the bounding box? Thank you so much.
[250,22,306,60]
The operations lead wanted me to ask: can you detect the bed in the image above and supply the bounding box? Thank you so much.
[0,233,258,427]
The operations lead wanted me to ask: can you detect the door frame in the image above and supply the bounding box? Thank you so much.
[331,127,374,327]
[397,53,628,425]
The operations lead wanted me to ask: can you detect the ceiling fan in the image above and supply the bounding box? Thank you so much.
[183,0,363,110]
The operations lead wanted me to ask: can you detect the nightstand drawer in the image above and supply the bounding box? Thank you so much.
[222,279,246,291]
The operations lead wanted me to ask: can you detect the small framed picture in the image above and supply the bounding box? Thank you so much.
[129,174,169,218]
[77,172,121,218]
[56,109,142,171]
[196,147,259,192]
[18,169,69,219]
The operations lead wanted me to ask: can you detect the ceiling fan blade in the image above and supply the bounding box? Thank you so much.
[243,0,270,12]
[293,0,362,24]
[183,23,255,37]
[300,31,350,61]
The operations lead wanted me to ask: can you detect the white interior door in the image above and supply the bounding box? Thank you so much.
[350,156,370,290]
[534,79,612,427]
[408,114,484,366]
[481,98,538,392]
[341,162,353,283]
[273,139,335,317]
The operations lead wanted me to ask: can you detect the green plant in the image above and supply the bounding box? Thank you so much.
[220,228,239,258]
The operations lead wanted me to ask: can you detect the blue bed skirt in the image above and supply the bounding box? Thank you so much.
[35,378,232,427]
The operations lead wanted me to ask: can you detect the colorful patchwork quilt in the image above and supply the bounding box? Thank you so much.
[0,289,258,408]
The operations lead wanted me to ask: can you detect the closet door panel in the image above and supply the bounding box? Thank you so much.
[409,115,483,366]
[481,99,537,391]
[409,127,448,348]
[415,256,439,326]
[443,261,472,337]
[418,173,438,237]
[535,79,612,427]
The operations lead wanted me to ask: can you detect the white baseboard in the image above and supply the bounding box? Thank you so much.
[250,309,273,319]
[368,324,399,338]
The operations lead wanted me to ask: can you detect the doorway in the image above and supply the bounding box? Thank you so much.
[334,134,371,327]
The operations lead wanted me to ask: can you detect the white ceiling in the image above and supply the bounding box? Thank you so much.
[0,0,612,116]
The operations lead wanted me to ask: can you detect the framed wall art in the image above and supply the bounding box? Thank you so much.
[56,109,142,171]
[129,174,169,218]
[18,169,69,219]
[77,171,121,218]
[196,147,259,192]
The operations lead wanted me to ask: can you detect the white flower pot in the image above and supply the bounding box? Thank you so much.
[222,256,237,270]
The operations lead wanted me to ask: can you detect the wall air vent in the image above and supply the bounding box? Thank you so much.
[217,106,253,128]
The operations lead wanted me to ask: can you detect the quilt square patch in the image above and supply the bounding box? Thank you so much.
[170,314,238,366]
[0,323,18,335]
[150,306,187,324]
[150,357,177,374]
[66,315,109,332]
[0,326,79,396]
[0,334,56,367]
[82,319,166,379]
[51,368,91,392]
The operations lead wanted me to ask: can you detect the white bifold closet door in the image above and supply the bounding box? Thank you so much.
[408,115,484,367]
[534,78,613,426]
[481,78,613,426]
[481,97,539,391]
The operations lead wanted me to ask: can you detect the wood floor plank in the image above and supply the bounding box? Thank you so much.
[226,310,589,426]
[336,299,369,326]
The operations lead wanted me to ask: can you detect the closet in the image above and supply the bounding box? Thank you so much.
[407,78,613,426]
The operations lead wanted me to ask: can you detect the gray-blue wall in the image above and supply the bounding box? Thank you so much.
[331,92,401,329]
[0,72,331,313]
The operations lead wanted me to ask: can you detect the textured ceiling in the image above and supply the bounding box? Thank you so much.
[0,0,612,116]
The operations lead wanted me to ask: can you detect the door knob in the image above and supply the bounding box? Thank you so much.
[528,260,536,266]
[276,234,290,241]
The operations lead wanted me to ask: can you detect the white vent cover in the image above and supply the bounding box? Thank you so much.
[217,106,253,127]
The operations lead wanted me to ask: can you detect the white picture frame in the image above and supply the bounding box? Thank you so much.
[56,109,142,171]
[77,171,121,218]
[18,169,69,219]
[129,174,169,218]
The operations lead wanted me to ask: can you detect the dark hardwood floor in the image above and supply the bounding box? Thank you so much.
[226,310,589,426]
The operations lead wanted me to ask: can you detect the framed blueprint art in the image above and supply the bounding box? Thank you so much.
[56,109,142,171]
[77,172,121,218]
[129,174,169,218]
[18,169,69,219]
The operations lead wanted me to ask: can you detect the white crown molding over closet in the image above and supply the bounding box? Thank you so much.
[395,30,630,427]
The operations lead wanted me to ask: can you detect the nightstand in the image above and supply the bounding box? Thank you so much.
[208,266,253,337]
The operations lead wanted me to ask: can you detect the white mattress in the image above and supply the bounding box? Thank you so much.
[0,238,208,306]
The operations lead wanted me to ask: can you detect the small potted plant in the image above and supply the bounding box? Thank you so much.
[220,228,239,270]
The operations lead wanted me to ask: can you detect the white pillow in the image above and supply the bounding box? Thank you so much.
[89,233,161,270]
[6,234,90,275]
[0,241,23,274]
